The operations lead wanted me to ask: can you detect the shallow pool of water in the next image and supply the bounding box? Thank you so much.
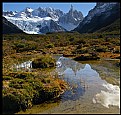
[17,56,120,114]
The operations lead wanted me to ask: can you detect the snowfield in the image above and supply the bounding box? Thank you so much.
[3,6,83,34]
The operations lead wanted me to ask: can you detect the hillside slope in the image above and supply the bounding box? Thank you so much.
[96,18,120,33]
[74,3,120,33]
[3,17,24,34]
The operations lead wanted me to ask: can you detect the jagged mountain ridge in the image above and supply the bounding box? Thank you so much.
[59,5,83,31]
[3,17,24,34]
[3,6,83,34]
[74,3,120,33]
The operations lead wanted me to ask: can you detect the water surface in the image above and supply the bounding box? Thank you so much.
[17,56,120,114]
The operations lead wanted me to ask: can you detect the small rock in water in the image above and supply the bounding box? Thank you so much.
[56,61,62,67]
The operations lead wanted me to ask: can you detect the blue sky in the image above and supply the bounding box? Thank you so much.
[3,2,96,17]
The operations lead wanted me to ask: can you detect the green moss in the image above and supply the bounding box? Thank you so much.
[32,55,56,68]
[3,71,68,113]
[9,78,25,89]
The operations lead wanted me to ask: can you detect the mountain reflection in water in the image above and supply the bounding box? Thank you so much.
[56,56,101,101]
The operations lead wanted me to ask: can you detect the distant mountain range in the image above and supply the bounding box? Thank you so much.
[74,3,120,33]
[3,3,120,34]
[3,5,83,34]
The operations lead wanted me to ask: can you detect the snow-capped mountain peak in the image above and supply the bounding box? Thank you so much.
[24,7,33,12]
[3,11,17,17]
[3,6,83,34]
[45,7,54,12]
[13,7,34,18]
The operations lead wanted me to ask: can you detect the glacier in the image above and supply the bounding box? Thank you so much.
[3,6,84,34]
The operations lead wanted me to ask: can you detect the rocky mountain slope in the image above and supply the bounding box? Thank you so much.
[3,17,24,34]
[3,6,83,34]
[74,3,120,33]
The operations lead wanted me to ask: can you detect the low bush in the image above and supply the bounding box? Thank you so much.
[95,45,108,52]
[69,37,75,42]
[3,76,12,80]
[74,53,100,61]
[45,43,54,48]
[76,39,86,45]
[75,47,88,54]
